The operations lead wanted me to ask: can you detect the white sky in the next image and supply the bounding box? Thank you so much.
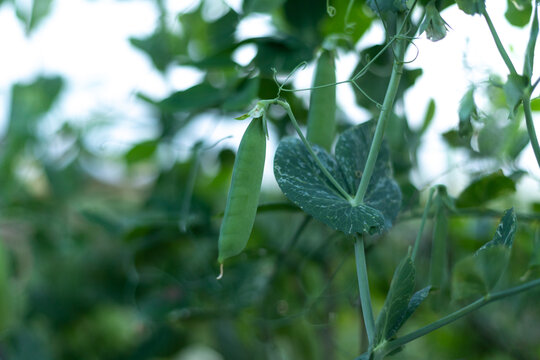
[0,0,538,196]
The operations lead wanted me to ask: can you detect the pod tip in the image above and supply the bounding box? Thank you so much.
[216,263,224,280]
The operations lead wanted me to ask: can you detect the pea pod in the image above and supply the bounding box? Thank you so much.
[306,49,337,151]
[218,116,267,265]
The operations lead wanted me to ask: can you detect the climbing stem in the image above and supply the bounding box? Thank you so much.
[380,277,540,356]
[412,187,436,261]
[353,40,405,205]
[354,234,375,346]
[523,92,540,168]
[482,8,518,75]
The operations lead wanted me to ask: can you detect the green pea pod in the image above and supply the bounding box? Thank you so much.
[307,49,337,152]
[218,116,266,264]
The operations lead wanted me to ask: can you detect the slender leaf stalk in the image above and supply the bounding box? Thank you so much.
[353,41,405,205]
[380,277,540,356]
[482,8,518,75]
[523,92,540,168]
[354,235,375,346]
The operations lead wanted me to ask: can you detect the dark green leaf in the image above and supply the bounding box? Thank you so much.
[419,1,449,41]
[456,0,486,15]
[429,188,449,289]
[479,207,517,249]
[529,228,540,268]
[442,129,471,149]
[456,170,516,208]
[524,1,538,78]
[504,74,528,110]
[374,255,415,343]
[274,123,401,234]
[250,36,314,75]
[403,286,432,321]
[130,28,185,72]
[366,0,407,13]
[125,140,158,164]
[243,0,286,13]
[154,83,226,113]
[505,0,533,27]
[222,77,260,112]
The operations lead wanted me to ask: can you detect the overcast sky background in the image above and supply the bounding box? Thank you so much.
[0,0,537,197]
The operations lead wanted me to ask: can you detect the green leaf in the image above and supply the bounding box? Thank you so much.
[130,28,185,72]
[15,0,54,34]
[531,97,540,110]
[273,122,401,235]
[366,0,407,13]
[452,208,517,300]
[222,77,260,112]
[456,170,516,208]
[403,286,432,320]
[374,255,415,343]
[504,74,529,110]
[458,88,476,138]
[243,0,286,13]
[419,1,449,41]
[524,1,538,78]
[505,0,533,27]
[125,140,158,164]
[152,83,226,113]
[429,188,449,290]
[529,228,540,268]
[420,99,436,134]
[456,0,486,15]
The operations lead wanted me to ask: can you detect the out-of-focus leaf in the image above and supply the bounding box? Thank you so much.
[130,28,185,72]
[420,98,436,134]
[419,1,449,41]
[524,0,538,78]
[429,187,449,290]
[250,36,314,75]
[374,255,415,343]
[505,0,533,27]
[456,0,486,15]
[529,228,540,268]
[146,83,227,113]
[442,129,471,149]
[504,74,528,111]
[458,88,476,138]
[321,0,373,44]
[125,140,158,164]
[366,0,407,13]
[283,0,326,41]
[456,170,516,208]
[452,208,516,300]
[15,0,54,34]
[243,0,286,13]
[8,76,64,137]
[222,77,260,112]
[531,97,540,110]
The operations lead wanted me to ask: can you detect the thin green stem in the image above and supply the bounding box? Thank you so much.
[353,41,405,205]
[412,187,436,261]
[523,92,540,168]
[381,277,540,355]
[275,100,354,202]
[482,8,518,75]
[354,234,375,346]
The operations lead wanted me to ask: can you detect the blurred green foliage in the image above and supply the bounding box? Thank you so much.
[0,0,539,359]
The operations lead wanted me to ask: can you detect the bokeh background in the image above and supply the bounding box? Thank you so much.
[0,0,539,359]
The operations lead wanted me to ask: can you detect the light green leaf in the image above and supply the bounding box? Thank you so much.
[374,255,415,343]
[524,0,538,78]
[505,0,533,27]
[274,123,401,235]
[504,74,529,110]
[420,99,436,134]
[458,87,476,138]
[125,140,158,164]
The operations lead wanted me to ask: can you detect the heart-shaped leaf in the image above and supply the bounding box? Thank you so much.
[274,122,401,234]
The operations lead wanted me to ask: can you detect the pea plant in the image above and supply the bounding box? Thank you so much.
[215,0,540,358]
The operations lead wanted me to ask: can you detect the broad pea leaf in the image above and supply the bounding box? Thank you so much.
[504,74,528,111]
[274,122,401,235]
[222,77,260,112]
[456,0,486,15]
[456,170,516,208]
[452,208,517,300]
[505,0,533,27]
[524,1,538,78]
[125,140,158,164]
[374,255,415,344]
[145,82,226,113]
